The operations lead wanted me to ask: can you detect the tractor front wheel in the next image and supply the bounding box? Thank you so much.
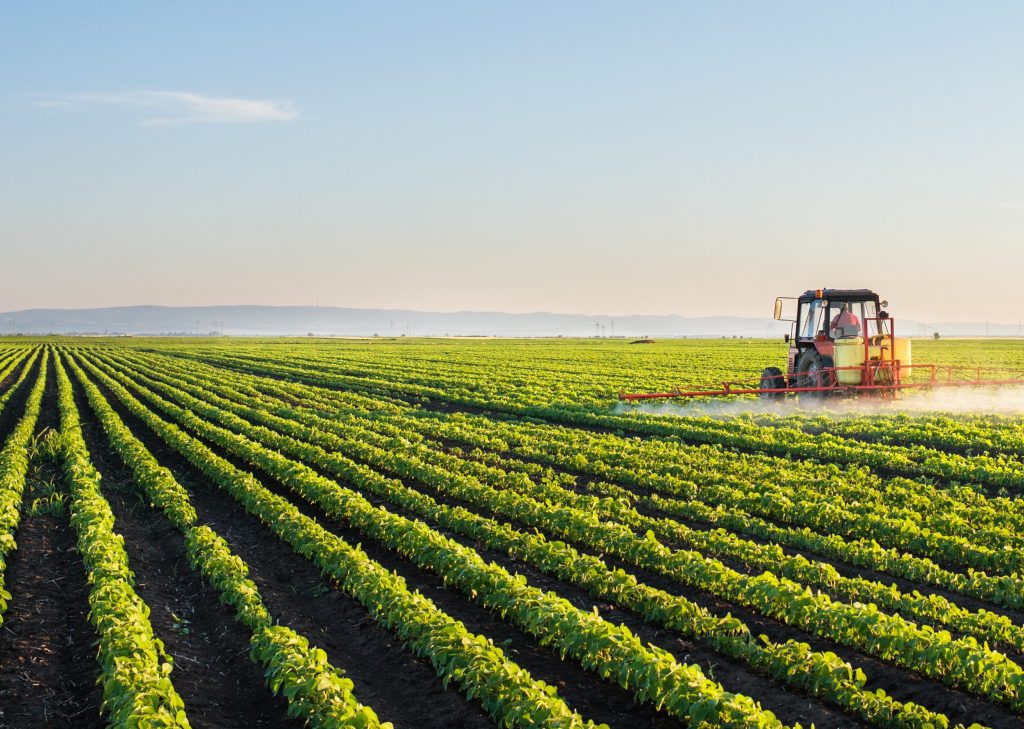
[759,367,786,400]
[797,351,835,402]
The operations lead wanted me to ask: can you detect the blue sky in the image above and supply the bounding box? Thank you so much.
[2,3,1022,322]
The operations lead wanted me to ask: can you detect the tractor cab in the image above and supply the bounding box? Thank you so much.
[767,288,889,395]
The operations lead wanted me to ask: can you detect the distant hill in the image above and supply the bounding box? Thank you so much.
[0,305,1016,338]
[0,305,779,337]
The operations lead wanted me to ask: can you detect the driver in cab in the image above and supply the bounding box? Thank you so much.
[830,303,861,338]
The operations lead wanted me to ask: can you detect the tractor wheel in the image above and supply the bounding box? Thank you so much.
[797,351,835,402]
[759,367,786,400]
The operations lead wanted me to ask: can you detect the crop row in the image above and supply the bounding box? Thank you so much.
[401,409,1024,577]
[69,350,618,729]
[582,407,1024,506]
[159,346,1024,564]
[74,348,789,728]
[106,348,985,727]
[0,348,29,392]
[0,348,45,620]
[160,343,1024,501]
[139,347,1024,599]
[282,341,1024,501]
[747,410,1024,461]
[487,410,1024,553]
[52,351,192,728]
[125,346,1024,616]
[111,348,1024,655]
[61,350,392,728]
[84,349,1024,718]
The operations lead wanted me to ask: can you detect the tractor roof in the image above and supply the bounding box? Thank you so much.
[798,288,879,302]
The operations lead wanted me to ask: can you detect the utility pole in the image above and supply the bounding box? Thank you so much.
[595,322,600,338]
[610,320,615,338]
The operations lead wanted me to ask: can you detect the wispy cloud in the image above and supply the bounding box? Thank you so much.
[36,90,299,125]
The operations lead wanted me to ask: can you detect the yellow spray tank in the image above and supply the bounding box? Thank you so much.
[833,337,866,384]
[834,335,912,386]
[891,336,912,371]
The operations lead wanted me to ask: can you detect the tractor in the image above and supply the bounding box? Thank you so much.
[759,288,905,400]
[618,288,1024,403]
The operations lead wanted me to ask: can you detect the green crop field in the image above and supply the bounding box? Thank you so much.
[2,337,1024,728]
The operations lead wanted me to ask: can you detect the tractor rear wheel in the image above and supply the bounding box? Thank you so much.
[759,367,786,400]
[797,351,835,402]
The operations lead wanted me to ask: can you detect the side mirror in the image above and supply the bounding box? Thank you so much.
[773,298,782,320]
[783,333,790,343]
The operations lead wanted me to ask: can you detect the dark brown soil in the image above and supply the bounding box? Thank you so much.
[0,509,103,729]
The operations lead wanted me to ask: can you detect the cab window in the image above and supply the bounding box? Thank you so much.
[799,300,827,338]
[825,300,879,338]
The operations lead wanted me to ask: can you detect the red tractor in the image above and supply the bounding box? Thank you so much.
[759,288,902,400]
[619,288,1024,403]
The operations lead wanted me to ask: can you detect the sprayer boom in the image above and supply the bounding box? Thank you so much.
[619,289,1024,403]
[619,365,1024,402]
